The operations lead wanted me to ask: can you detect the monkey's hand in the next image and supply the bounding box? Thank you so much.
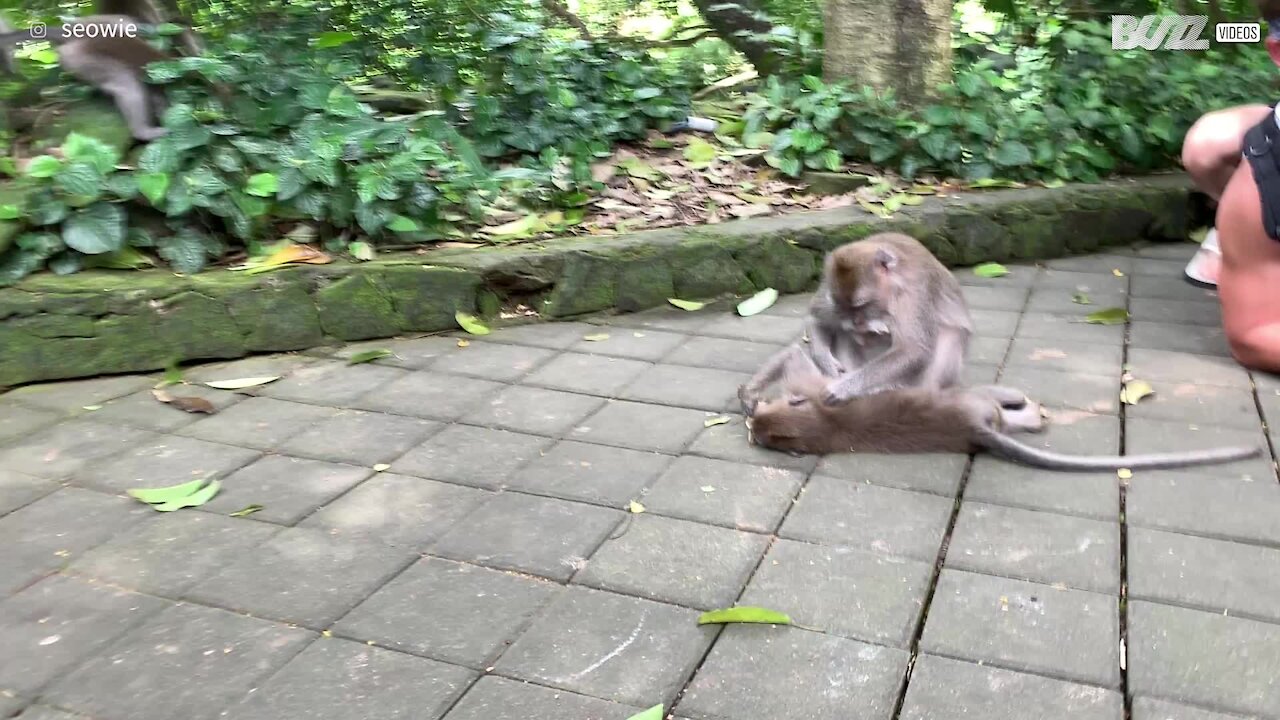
[737,384,759,417]
[820,377,855,406]
[812,352,845,378]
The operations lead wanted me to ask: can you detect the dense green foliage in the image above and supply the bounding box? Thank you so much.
[0,0,1274,283]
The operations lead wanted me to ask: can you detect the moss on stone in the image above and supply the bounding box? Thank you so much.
[734,238,819,293]
[668,242,754,298]
[32,100,132,154]
[376,265,481,331]
[615,259,675,312]
[314,274,401,340]
[222,282,324,352]
[544,252,617,317]
[946,212,1014,264]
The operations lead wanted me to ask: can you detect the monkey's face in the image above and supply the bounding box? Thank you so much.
[831,250,894,335]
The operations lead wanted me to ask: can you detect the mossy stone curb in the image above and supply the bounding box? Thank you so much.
[0,174,1196,386]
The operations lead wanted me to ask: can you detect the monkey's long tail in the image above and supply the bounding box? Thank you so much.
[980,432,1262,472]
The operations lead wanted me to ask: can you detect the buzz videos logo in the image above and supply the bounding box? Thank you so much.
[1111,15,1261,49]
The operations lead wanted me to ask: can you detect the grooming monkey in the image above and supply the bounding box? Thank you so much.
[0,13,176,141]
[739,233,971,415]
[747,354,1261,471]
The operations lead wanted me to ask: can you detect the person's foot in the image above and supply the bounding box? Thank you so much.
[1184,228,1222,289]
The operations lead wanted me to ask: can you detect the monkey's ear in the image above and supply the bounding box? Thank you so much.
[874,247,898,270]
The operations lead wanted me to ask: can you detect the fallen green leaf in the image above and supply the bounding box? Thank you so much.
[973,263,1009,278]
[684,138,718,164]
[483,214,540,238]
[230,504,263,517]
[348,349,393,365]
[704,415,731,427]
[582,333,610,342]
[626,705,664,720]
[1120,379,1155,405]
[1189,226,1210,244]
[698,606,792,626]
[668,298,706,311]
[153,480,221,512]
[127,477,211,504]
[1083,307,1129,325]
[204,376,280,390]
[154,361,184,389]
[1072,292,1091,305]
[736,288,779,317]
[348,241,376,261]
[455,311,491,335]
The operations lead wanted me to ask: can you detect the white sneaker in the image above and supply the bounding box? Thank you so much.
[1184,228,1221,288]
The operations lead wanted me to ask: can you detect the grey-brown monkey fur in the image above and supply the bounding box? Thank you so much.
[748,353,1261,471]
[738,232,971,415]
[0,15,170,141]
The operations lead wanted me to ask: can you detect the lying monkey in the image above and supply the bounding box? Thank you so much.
[0,15,170,141]
[748,355,1261,471]
[739,233,971,415]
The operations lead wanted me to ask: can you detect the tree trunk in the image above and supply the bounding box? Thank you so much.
[823,0,952,108]
[689,0,784,76]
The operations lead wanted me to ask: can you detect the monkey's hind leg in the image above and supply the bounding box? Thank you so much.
[97,65,169,141]
[999,401,1047,435]
[970,385,1031,410]
[739,344,799,416]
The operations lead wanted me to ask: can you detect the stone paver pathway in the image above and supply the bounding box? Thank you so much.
[2,242,1279,720]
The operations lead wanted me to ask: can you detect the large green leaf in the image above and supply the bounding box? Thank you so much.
[62,203,126,254]
[138,173,171,205]
[157,230,208,274]
[54,162,105,198]
[992,141,1033,167]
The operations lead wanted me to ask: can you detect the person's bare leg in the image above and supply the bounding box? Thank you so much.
[1215,156,1280,372]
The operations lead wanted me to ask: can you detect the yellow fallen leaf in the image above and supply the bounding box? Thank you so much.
[204,376,280,390]
[583,333,610,342]
[82,405,102,411]
[237,243,333,275]
[1118,468,1133,480]
[700,485,716,492]
[704,415,731,427]
[1119,380,1155,405]
[457,339,470,348]
[373,463,391,472]
[628,500,646,514]
[1112,268,1125,277]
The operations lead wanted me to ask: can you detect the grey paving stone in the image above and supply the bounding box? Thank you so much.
[0,575,168,696]
[353,372,503,420]
[1130,257,1189,276]
[522,352,652,396]
[698,313,802,344]
[0,488,149,596]
[961,284,1029,311]
[600,306,719,334]
[430,341,557,382]
[677,625,908,720]
[1043,253,1135,274]
[431,493,622,581]
[947,502,1120,594]
[1015,312,1126,345]
[685,416,818,472]
[1125,419,1269,477]
[1131,277,1216,304]
[568,328,689,361]
[576,514,768,609]
[1,696,30,718]
[641,456,802,532]
[1131,697,1254,720]
[495,586,715,707]
[620,364,748,412]
[1035,268,1128,293]
[67,512,279,596]
[327,335,460,369]
[965,458,1119,521]
[900,654,1123,720]
[0,470,56,516]
[1126,382,1259,430]
[203,455,373,525]
[1253,370,1280,394]
[758,292,812,317]
[957,265,1038,288]
[259,360,409,405]
[970,309,1021,338]
[571,400,710,453]
[44,603,313,720]
[963,363,1000,386]
[1129,527,1280,623]
[969,335,1012,365]
[443,675,641,720]
[1130,321,1232,357]
[1027,288,1127,314]
[75,435,260,494]
[179,397,338,450]
[1129,297,1224,327]
[6,375,152,413]
[1128,600,1280,718]
[1135,243,1196,261]
[999,366,1119,415]
[277,410,439,466]
[739,539,931,647]
[391,425,552,489]
[507,440,672,506]
[1127,470,1280,545]
[665,336,784,374]
[222,637,474,720]
[0,404,61,444]
[302,473,490,549]
[1126,348,1251,389]
[1005,337,1124,376]
[186,527,415,627]
[780,476,953,561]
[464,385,605,436]
[484,320,605,350]
[0,418,156,479]
[920,569,1119,688]
[335,557,560,668]
[814,453,967,496]
[88,385,247,431]
[1019,410,1119,454]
